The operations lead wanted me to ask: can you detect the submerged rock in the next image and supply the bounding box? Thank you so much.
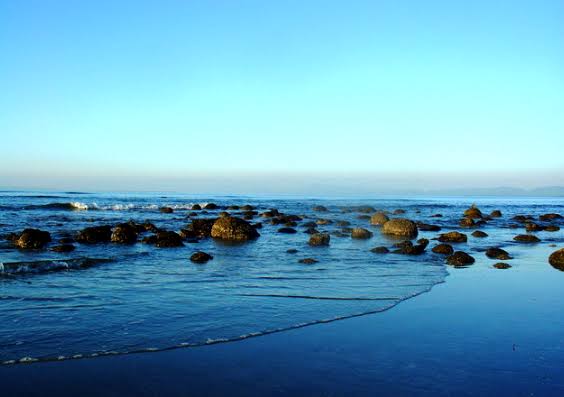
[185,218,217,238]
[76,226,112,244]
[299,258,318,264]
[370,212,389,226]
[493,262,512,269]
[111,223,138,244]
[438,231,467,243]
[471,230,488,238]
[417,223,441,232]
[313,205,328,212]
[159,207,174,214]
[525,222,544,232]
[309,233,330,246]
[549,248,564,271]
[211,217,260,241]
[50,244,76,253]
[370,246,390,254]
[14,229,51,249]
[351,228,373,239]
[545,225,560,232]
[485,247,512,260]
[190,251,213,263]
[446,251,475,267]
[278,227,297,234]
[513,234,541,243]
[381,219,418,238]
[540,213,562,222]
[286,249,298,254]
[432,243,454,255]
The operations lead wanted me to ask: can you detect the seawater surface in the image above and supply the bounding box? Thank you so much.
[0,192,562,365]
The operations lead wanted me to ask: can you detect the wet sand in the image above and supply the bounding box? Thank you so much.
[2,243,563,396]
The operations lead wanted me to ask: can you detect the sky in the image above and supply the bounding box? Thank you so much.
[0,0,563,194]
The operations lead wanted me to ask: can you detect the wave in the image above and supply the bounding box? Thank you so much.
[238,293,399,301]
[0,258,113,276]
[21,202,211,211]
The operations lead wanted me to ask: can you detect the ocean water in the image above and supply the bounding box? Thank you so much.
[0,192,562,365]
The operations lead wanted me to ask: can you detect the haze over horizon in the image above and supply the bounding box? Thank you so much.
[1,0,563,193]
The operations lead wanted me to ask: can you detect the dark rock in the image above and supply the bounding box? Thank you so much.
[370,212,389,226]
[381,219,418,238]
[141,222,159,233]
[351,228,373,239]
[186,218,217,238]
[211,217,260,241]
[309,233,330,246]
[490,210,502,218]
[227,205,240,210]
[286,249,298,254]
[278,227,297,234]
[159,207,174,214]
[393,238,429,255]
[356,206,376,213]
[219,211,231,218]
[513,234,541,243]
[299,258,318,264]
[76,226,112,244]
[241,205,254,211]
[459,217,476,228]
[432,243,454,255]
[155,231,184,248]
[191,204,202,210]
[190,251,213,263]
[446,251,475,267]
[494,262,512,269]
[485,247,512,260]
[431,214,443,218]
[417,223,441,232]
[204,203,218,210]
[463,205,483,219]
[59,237,75,244]
[111,223,138,244]
[12,229,51,249]
[253,222,263,229]
[525,222,544,232]
[471,230,488,238]
[316,219,333,225]
[336,220,351,227]
[545,225,560,232]
[313,205,328,212]
[438,231,467,243]
[142,235,158,245]
[513,215,533,223]
[370,246,390,254]
[393,209,406,215]
[540,213,562,222]
[304,227,319,234]
[50,244,75,253]
[302,222,318,228]
[549,248,564,271]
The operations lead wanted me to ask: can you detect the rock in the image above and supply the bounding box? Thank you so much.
[50,244,75,253]
[111,223,138,244]
[446,251,475,267]
[431,214,443,218]
[211,217,260,241]
[304,227,319,235]
[191,204,202,210]
[76,226,112,244]
[140,222,159,233]
[459,217,476,228]
[241,205,254,211]
[13,229,51,249]
[432,243,454,255]
[370,246,390,254]
[286,249,298,254]
[336,220,351,227]
[485,247,512,260]
[381,219,418,238]
[490,210,502,218]
[471,230,488,238]
[186,218,217,238]
[302,222,318,228]
[204,203,218,210]
[513,215,532,223]
[159,207,174,214]
[155,231,184,248]
[417,223,441,232]
[142,235,158,245]
[299,258,318,264]
[540,213,562,222]
[393,238,429,255]
[356,206,376,213]
[313,205,328,212]
[545,225,560,232]
[59,237,75,244]
[494,263,512,269]
[227,205,240,210]
[309,233,330,246]
[351,228,373,239]
[393,209,406,215]
[316,219,333,225]
[253,222,263,229]
[549,248,564,271]
[525,222,544,232]
[438,231,467,243]
[513,234,541,243]
[190,251,213,263]
[370,212,390,226]
[463,205,483,219]
[278,227,297,234]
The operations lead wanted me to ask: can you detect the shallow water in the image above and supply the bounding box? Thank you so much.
[0,192,562,365]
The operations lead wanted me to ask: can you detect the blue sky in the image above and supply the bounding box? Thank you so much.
[0,0,563,192]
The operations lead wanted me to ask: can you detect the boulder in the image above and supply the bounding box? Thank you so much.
[370,212,389,226]
[493,263,512,269]
[313,205,328,212]
[190,251,213,263]
[278,227,297,234]
[438,231,467,243]
[211,217,260,241]
[490,210,502,218]
[549,248,564,271]
[459,218,476,228]
[513,234,541,243]
[309,233,330,246]
[432,243,454,255]
[76,226,112,244]
[286,249,298,254]
[393,209,406,215]
[471,230,488,238]
[463,206,483,219]
[525,222,544,232]
[393,239,429,255]
[446,251,475,267]
[485,247,512,260]
[299,258,318,264]
[203,203,218,210]
[540,213,562,222]
[50,244,75,253]
[381,219,418,238]
[370,246,390,254]
[186,218,217,238]
[417,223,441,232]
[351,228,373,239]
[545,225,560,232]
[14,228,51,249]
[155,231,184,248]
[111,223,138,244]
[191,204,202,210]
[159,207,174,214]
